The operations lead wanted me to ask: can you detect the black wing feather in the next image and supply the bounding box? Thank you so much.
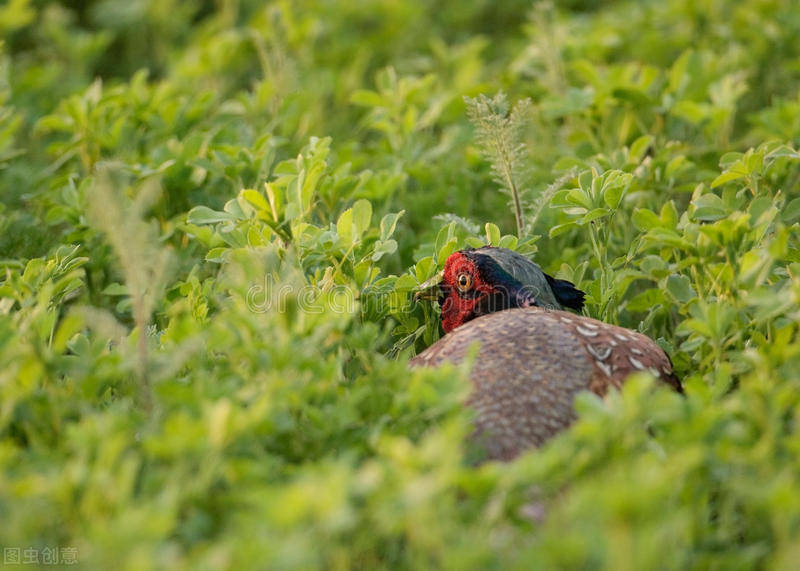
[543,273,585,311]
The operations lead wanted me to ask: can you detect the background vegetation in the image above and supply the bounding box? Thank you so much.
[2,0,800,567]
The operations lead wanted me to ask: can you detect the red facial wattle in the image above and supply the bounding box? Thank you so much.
[440,292,484,333]
[439,252,495,333]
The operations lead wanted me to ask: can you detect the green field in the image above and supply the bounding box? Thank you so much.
[2,0,800,568]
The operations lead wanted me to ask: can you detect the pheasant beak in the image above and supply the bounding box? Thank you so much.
[413,271,444,302]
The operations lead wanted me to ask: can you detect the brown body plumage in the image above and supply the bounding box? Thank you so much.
[411,307,681,461]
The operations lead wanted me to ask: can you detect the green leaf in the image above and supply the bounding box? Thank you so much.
[665,155,689,178]
[581,207,611,224]
[224,198,246,219]
[668,49,692,93]
[782,198,800,223]
[665,274,697,303]
[205,247,229,263]
[380,211,404,241]
[660,201,679,228]
[549,221,578,237]
[567,188,593,209]
[612,87,652,105]
[336,207,354,245]
[371,239,397,261]
[352,199,372,238]
[102,283,128,296]
[626,288,666,312]
[434,222,457,258]
[415,256,436,281]
[394,274,419,292]
[497,235,518,249]
[603,179,625,209]
[485,222,501,245]
[187,206,236,225]
[628,135,654,164]
[437,237,459,265]
[672,100,709,124]
[350,89,384,107]
[710,169,746,188]
[241,189,270,213]
[719,152,743,168]
[632,208,661,231]
[691,193,728,221]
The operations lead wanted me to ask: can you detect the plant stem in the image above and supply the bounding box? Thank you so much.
[133,297,152,414]
[497,141,524,237]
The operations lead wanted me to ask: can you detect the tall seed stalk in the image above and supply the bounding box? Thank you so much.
[465,92,533,237]
[87,167,171,412]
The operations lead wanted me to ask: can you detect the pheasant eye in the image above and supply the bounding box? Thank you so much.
[456,273,472,291]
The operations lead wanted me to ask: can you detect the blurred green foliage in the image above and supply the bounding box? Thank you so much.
[2,0,800,567]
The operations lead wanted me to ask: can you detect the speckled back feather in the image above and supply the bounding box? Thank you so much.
[410,307,681,461]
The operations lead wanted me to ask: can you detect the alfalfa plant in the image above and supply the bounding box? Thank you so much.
[465,92,533,237]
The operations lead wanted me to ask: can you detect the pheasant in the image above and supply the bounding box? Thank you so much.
[411,246,682,461]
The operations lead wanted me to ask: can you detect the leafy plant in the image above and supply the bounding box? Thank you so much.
[2,0,800,568]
